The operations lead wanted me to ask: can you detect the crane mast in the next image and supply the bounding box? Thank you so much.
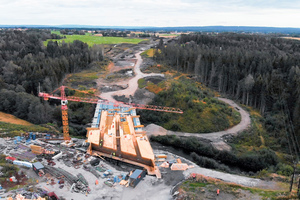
[60,86,70,141]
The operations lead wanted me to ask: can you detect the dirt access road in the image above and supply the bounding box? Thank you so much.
[163,97,251,141]
[100,51,163,103]
[150,97,251,150]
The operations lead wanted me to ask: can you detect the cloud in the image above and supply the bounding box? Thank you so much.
[0,0,299,27]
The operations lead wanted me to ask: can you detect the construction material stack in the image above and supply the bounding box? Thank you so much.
[30,145,43,155]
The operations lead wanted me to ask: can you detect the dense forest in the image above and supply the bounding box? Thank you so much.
[154,33,300,156]
[0,29,104,134]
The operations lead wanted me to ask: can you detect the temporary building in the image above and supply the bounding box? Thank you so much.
[32,162,44,175]
[129,169,146,188]
[13,160,33,168]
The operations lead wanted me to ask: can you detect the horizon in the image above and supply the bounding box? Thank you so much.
[1,24,300,30]
[1,0,300,28]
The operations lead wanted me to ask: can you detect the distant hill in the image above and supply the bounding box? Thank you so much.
[1,25,300,34]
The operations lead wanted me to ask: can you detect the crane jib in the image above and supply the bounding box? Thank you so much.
[38,86,183,142]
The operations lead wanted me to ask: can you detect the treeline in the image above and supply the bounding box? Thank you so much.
[151,135,279,173]
[155,33,300,153]
[102,31,129,37]
[59,29,86,35]
[0,29,103,134]
[0,89,53,124]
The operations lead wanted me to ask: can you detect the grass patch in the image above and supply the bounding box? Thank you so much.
[138,77,166,93]
[140,76,241,133]
[189,182,208,188]
[51,30,62,35]
[64,59,109,93]
[0,111,33,126]
[68,71,99,82]
[0,122,50,136]
[179,174,292,200]
[138,78,146,89]
[141,64,170,74]
[44,33,146,47]
[141,48,155,57]
[229,106,267,151]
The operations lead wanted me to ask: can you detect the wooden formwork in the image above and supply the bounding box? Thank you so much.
[30,145,43,155]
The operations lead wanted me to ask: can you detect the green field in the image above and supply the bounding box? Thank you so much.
[51,30,62,35]
[44,31,146,46]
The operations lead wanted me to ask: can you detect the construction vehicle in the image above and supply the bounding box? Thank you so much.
[39,85,183,144]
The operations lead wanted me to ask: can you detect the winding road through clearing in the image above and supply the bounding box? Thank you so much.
[145,97,251,151]
[161,97,251,150]
[101,50,251,150]
[100,51,164,103]
[163,97,251,141]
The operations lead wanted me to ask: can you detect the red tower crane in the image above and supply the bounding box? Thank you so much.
[39,86,183,141]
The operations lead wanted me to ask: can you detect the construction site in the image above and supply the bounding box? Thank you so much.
[0,37,289,200]
[0,83,196,200]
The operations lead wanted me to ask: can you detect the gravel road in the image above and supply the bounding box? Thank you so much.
[100,51,163,103]
[163,97,251,141]
[145,97,251,150]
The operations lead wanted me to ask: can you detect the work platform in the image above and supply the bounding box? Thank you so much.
[87,102,161,178]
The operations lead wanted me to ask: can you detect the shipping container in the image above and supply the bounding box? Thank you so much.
[129,169,146,188]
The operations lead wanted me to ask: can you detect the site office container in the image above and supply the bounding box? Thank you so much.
[129,169,146,188]
[13,160,33,168]
[32,162,44,176]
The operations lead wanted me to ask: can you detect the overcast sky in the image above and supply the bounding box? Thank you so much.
[0,0,300,28]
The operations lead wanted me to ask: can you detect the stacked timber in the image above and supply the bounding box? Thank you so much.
[30,145,43,155]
